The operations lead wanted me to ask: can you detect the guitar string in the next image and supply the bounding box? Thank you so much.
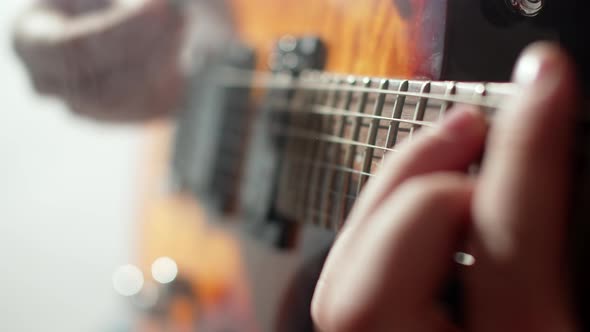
[289,189,358,213]
[287,157,376,178]
[215,67,514,109]
[276,127,400,153]
[268,76,479,226]
[254,71,484,224]
[218,70,587,227]
[272,103,437,127]
[196,68,588,227]
[285,170,381,226]
[220,77,504,109]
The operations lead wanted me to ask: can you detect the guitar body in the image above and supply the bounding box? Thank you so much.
[228,0,446,78]
[12,0,590,331]
[137,1,557,331]
[140,1,446,330]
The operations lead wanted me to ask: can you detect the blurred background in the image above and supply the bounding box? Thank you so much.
[0,1,143,331]
[0,0,308,330]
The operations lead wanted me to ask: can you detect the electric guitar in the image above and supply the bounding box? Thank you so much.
[13,0,590,331]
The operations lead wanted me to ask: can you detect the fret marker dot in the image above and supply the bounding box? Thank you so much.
[475,84,486,95]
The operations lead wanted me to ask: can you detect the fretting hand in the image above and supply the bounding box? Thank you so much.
[311,43,579,332]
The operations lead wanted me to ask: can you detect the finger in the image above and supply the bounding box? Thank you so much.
[345,107,488,228]
[312,108,487,331]
[312,174,473,332]
[468,43,578,331]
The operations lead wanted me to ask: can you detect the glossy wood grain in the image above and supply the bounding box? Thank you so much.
[136,0,451,330]
[229,0,448,78]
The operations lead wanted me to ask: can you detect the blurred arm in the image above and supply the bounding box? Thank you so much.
[13,0,186,121]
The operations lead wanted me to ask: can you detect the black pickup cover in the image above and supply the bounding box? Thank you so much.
[173,44,255,215]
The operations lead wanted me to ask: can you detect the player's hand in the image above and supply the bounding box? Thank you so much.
[13,0,185,121]
[311,43,579,332]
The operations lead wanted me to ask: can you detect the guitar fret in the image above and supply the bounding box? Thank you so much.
[468,84,487,177]
[269,71,516,230]
[278,105,433,127]
[474,83,487,102]
[342,78,371,213]
[409,82,431,140]
[286,184,359,222]
[316,78,340,227]
[439,82,456,120]
[333,79,355,229]
[357,79,389,192]
[278,128,398,152]
[289,181,360,201]
[288,157,375,179]
[319,79,344,229]
[296,88,322,222]
[307,200,357,222]
[305,77,333,224]
[385,80,409,149]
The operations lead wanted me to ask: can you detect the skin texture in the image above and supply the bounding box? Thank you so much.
[311,43,580,332]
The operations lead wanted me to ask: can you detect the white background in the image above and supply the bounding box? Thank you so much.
[0,2,143,331]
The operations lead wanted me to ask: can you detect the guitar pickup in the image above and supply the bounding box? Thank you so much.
[172,43,256,216]
[240,36,327,248]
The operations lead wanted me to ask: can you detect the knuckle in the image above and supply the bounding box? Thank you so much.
[398,173,469,208]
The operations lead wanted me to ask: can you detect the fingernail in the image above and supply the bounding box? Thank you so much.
[513,43,565,89]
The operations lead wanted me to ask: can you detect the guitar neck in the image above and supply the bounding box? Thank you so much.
[269,71,515,229]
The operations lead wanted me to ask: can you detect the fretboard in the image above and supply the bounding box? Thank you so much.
[269,71,514,230]
[208,64,590,328]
